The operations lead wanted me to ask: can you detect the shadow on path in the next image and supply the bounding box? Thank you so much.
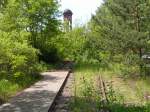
[0,71,69,112]
[0,90,56,112]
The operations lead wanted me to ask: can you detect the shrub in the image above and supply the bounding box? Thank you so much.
[0,31,42,102]
[0,32,40,83]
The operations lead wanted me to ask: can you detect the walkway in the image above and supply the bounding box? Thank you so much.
[0,71,69,112]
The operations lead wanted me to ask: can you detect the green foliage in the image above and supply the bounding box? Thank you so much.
[0,79,19,102]
[39,43,61,63]
[0,0,61,63]
[0,34,43,102]
[0,32,39,78]
[56,27,87,61]
[0,0,60,103]
[22,0,61,63]
[71,63,150,112]
[82,0,150,76]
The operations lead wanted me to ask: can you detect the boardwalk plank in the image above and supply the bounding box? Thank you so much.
[0,71,69,112]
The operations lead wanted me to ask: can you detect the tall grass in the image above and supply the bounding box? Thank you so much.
[0,75,42,104]
[0,79,20,103]
[0,62,54,105]
[70,62,150,112]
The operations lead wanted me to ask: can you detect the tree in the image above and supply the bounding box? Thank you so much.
[0,0,61,63]
[0,0,40,81]
[56,27,87,61]
[23,0,61,62]
[22,0,60,47]
[87,0,150,74]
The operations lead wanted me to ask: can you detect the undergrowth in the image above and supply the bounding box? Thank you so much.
[70,62,150,112]
[0,62,54,105]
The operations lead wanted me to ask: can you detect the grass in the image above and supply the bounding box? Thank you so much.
[0,79,20,103]
[70,62,150,112]
[70,63,101,112]
[0,62,55,105]
[0,74,42,104]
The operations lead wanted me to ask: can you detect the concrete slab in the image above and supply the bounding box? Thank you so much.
[0,71,69,112]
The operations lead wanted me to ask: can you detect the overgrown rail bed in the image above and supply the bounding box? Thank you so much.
[53,73,74,112]
[98,75,110,112]
[69,63,150,112]
[99,75,108,103]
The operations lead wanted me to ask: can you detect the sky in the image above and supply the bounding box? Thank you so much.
[60,0,103,26]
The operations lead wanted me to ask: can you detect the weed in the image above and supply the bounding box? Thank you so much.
[71,63,150,112]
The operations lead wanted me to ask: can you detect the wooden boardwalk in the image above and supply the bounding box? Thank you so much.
[0,71,70,112]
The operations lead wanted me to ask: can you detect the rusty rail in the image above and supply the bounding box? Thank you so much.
[99,75,108,103]
[98,75,111,112]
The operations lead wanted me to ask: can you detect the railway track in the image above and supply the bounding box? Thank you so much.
[98,75,110,112]
[49,61,74,112]
[99,75,108,103]
[49,70,110,112]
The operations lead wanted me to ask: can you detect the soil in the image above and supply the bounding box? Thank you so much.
[53,73,74,112]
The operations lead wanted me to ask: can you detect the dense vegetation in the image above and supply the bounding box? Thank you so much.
[61,0,150,76]
[1,0,150,111]
[61,0,150,112]
[71,63,150,112]
[0,0,60,103]
[89,0,150,76]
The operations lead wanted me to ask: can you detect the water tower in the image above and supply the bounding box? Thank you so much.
[63,9,73,31]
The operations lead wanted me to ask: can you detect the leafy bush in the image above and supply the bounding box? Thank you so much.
[0,36,39,78]
[0,32,41,101]
[0,0,60,104]
[57,27,87,61]
[39,45,61,63]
